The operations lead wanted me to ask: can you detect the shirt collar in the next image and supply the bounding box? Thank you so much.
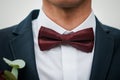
[33,9,96,35]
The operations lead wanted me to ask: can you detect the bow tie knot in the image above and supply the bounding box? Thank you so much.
[38,26,94,52]
[60,34,72,44]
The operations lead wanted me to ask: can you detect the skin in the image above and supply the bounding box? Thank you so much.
[42,0,92,30]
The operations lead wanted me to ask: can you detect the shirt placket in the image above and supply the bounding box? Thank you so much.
[61,44,78,80]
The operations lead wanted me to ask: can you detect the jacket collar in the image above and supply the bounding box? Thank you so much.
[12,9,39,35]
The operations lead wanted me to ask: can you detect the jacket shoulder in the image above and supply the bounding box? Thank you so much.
[102,25,120,50]
[0,25,18,46]
[102,25,120,39]
[0,25,18,37]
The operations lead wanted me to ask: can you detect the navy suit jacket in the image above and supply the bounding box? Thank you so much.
[0,10,120,80]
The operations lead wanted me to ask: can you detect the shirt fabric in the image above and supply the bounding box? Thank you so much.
[32,9,96,80]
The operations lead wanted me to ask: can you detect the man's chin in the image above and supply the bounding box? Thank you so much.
[53,2,83,9]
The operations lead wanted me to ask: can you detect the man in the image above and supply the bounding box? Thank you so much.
[0,0,120,80]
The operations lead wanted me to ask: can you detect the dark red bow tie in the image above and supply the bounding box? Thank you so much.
[38,26,94,52]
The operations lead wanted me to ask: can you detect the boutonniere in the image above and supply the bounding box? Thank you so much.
[0,58,25,80]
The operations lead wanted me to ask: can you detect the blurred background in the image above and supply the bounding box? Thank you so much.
[0,0,120,29]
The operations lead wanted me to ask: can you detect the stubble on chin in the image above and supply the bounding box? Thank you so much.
[44,0,87,9]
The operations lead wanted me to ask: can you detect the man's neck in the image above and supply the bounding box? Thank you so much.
[42,0,92,30]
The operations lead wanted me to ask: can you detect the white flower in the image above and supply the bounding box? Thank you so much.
[3,58,26,79]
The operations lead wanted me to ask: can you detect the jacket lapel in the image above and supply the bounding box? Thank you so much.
[9,10,40,80]
[90,19,114,80]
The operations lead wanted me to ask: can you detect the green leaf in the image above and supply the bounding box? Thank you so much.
[3,58,26,80]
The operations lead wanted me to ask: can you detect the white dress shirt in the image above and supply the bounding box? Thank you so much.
[32,9,96,80]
